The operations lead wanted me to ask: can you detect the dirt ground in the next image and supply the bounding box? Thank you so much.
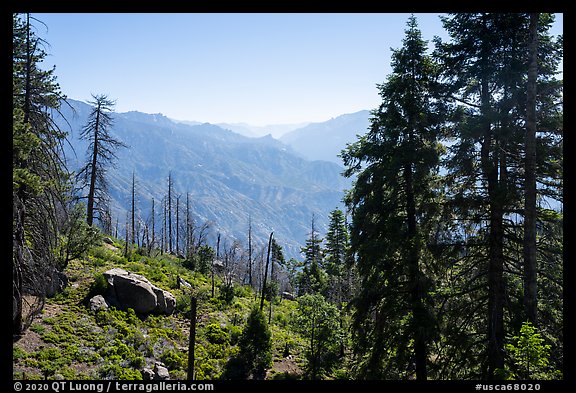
[266,355,302,379]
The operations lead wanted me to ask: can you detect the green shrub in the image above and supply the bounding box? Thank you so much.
[99,338,144,369]
[41,330,65,344]
[228,324,243,345]
[99,363,143,380]
[195,357,218,380]
[30,323,46,334]
[161,348,187,370]
[332,367,352,380]
[234,285,253,298]
[273,311,290,327]
[296,293,341,379]
[505,321,561,380]
[205,323,230,345]
[35,346,71,378]
[88,273,109,298]
[270,371,300,380]
[95,307,141,336]
[219,283,235,304]
[58,366,91,380]
[13,346,29,361]
[175,292,192,316]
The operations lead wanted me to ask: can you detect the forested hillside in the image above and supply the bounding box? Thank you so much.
[13,12,563,383]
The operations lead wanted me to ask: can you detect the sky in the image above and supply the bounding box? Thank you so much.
[33,13,563,127]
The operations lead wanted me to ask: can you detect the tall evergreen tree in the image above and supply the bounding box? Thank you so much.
[523,12,539,327]
[302,213,323,267]
[267,238,285,323]
[324,209,349,277]
[435,13,515,379]
[342,15,444,379]
[434,13,562,379]
[324,208,352,356]
[297,214,327,296]
[520,13,562,329]
[324,208,350,300]
[260,232,274,311]
[271,238,285,284]
[13,13,69,335]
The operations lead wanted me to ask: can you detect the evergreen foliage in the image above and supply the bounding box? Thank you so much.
[298,215,328,296]
[430,12,563,379]
[504,322,560,380]
[342,15,444,379]
[12,12,562,382]
[237,307,273,379]
[13,12,70,335]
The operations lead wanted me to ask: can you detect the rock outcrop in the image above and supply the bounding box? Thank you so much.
[142,362,170,380]
[45,268,68,298]
[99,268,176,315]
[89,294,109,312]
[281,291,296,301]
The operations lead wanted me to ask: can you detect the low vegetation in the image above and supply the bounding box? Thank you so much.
[13,12,563,382]
[12,240,313,380]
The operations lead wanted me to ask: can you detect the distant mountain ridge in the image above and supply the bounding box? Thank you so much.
[280,110,371,164]
[169,118,310,139]
[54,99,351,260]
[215,122,312,139]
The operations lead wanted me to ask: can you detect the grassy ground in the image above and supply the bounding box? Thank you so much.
[12,240,306,380]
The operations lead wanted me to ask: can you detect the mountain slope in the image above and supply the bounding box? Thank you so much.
[280,110,371,164]
[12,241,306,380]
[215,122,311,138]
[54,99,350,259]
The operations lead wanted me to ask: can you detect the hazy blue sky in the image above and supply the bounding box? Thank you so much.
[34,13,563,126]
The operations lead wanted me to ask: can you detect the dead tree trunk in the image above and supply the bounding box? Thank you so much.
[213,233,220,298]
[187,296,197,380]
[260,232,273,312]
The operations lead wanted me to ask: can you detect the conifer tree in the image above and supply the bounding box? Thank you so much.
[302,213,323,267]
[298,214,327,296]
[324,208,350,303]
[223,306,272,379]
[324,208,352,356]
[342,15,444,379]
[13,13,69,335]
[434,13,563,379]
